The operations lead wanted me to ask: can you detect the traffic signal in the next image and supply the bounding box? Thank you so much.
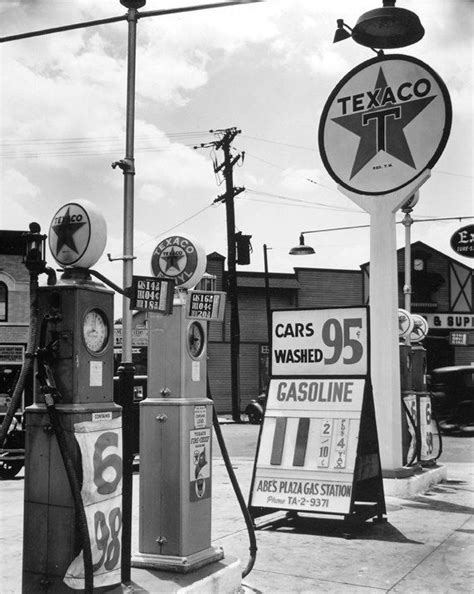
[235,232,252,265]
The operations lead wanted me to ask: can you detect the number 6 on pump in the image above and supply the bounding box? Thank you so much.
[63,416,123,590]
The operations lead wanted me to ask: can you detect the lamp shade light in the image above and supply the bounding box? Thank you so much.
[289,235,315,256]
[333,19,352,43]
[352,1,424,49]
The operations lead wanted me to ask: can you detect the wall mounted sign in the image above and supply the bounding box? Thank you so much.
[450,224,474,258]
[151,234,206,289]
[319,54,452,195]
[422,313,474,330]
[49,200,107,268]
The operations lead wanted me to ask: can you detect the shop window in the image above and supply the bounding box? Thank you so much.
[0,282,7,321]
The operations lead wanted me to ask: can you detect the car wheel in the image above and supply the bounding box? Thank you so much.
[247,408,262,425]
[0,454,23,479]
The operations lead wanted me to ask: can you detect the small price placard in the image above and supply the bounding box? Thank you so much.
[129,275,174,314]
[271,307,368,377]
[185,290,226,321]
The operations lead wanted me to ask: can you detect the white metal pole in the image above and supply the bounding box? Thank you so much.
[338,170,430,476]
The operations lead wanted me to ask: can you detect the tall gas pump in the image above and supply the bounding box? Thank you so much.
[23,201,123,592]
[133,235,226,572]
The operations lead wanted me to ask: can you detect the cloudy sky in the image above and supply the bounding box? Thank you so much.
[1,0,472,314]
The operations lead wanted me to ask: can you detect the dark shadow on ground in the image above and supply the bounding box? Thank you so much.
[256,513,423,544]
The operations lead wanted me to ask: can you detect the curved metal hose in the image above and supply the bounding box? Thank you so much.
[208,377,257,578]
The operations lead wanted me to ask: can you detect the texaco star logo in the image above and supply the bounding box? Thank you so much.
[49,203,91,265]
[319,55,451,195]
[151,235,203,288]
[158,245,187,277]
[332,67,435,179]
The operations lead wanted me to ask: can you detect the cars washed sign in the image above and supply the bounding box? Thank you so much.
[271,307,368,377]
[319,54,451,195]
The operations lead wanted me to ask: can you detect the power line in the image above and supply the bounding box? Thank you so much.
[240,134,474,179]
[245,188,361,213]
[136,203,216,248]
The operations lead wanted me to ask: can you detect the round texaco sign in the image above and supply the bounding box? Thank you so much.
[48,200,107,268]
[398,308,414,339]
[409,314,429,343]
[151,234,206,289]
[319,54,452,195]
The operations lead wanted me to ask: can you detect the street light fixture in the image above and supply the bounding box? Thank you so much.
[333,0,424,50]
[288,234,316,256]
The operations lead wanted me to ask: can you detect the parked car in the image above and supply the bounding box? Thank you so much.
[245,393,267,425]
[429,365,474,435]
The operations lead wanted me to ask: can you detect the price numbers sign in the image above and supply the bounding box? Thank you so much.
[130,275,174,314]
[251,377,365,515]
[272,307,368,377]
[64,417,122,590]
[186,290,226,321]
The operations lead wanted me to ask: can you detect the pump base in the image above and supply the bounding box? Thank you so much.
[132,545,224,574]
[383,464,447,498]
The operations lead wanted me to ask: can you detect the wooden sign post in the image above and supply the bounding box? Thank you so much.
[249,307,386,531]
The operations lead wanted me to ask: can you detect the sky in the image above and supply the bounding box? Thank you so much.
[0,0,472,316]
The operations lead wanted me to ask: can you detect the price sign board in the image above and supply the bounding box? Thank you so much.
[129,275,174,314]
[185,290,226,321]
[250,306,385,526]
[271,307,368,377]
[250,378,365,514]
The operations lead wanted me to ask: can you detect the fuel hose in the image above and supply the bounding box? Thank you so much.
[208,376,257,578]
[37,315,94,594]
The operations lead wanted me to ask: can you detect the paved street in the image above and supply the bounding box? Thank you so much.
[1,423,473,593]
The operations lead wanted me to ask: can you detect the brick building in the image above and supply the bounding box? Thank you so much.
[0,231,30,412]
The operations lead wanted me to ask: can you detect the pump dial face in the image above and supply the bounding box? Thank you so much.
[187,321,205,359]
[82,308,109,354]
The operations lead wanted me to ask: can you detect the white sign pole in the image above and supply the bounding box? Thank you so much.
[338,170,430,476]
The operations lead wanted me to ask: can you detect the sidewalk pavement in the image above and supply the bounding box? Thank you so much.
[1,457,473,592]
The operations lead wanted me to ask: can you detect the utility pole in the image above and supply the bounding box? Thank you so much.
[203,127,245,421]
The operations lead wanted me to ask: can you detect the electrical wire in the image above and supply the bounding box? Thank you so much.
[245,188,362,213]
[135,203,216,249]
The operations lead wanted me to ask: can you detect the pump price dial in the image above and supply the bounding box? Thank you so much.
[83,308,109,354]
[187,321,205,359]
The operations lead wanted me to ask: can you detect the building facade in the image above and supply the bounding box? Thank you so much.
[206,244,473,413]
[1,229,472,416]
[0,231,30,414]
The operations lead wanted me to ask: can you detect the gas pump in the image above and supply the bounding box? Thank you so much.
[132,235,225,572]
[399,310,439,466]
[23,201,122,592]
